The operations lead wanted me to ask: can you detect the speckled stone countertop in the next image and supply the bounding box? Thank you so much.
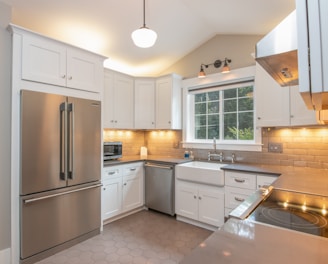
[180,217,328,264]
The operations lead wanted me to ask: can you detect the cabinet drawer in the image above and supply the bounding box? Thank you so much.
[123,162,143,177]
[225,186,255,209]
[103,167,121,180]
[225,171,256,190]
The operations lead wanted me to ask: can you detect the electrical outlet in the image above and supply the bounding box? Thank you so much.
[268,142,283,153]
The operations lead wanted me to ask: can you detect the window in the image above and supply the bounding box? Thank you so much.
[182,66,261,151]
[190,82,254,143]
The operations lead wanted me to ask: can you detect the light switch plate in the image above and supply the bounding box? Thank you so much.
[268,142,283,153]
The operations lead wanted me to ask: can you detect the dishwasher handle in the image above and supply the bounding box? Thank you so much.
[145,163,173,170]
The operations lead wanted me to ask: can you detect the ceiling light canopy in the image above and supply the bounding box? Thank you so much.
[198,58,232,78]
[131,0,157,48]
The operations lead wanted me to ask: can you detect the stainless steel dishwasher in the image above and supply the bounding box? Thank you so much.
[145,162,175,216]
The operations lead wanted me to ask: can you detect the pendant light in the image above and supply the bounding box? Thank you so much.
[131,0,157,48]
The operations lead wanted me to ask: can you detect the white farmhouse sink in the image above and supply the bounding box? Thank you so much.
[175,161,226,186]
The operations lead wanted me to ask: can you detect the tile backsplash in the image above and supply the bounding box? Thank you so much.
[103,127,328,168]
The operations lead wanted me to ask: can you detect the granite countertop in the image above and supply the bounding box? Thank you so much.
[104,155,191,166]
[180,217,328,264]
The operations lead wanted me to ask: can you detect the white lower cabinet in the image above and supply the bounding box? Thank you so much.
[176,180,225,228]
[224,170,278,218]
[102,162,144,222]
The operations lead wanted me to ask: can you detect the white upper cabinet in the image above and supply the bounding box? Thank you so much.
[21,31,103,93]
[103,70,134,129]
[255,63,317,127]
[155,74,182,129]
[134,78,155,129]
[255,63,290,127]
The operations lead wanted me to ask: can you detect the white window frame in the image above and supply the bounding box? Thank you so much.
[182,66,262,152]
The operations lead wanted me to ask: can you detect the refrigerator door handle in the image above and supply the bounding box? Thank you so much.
[59,102,67,181]
[23,183,102,204]
[67,103,74,179]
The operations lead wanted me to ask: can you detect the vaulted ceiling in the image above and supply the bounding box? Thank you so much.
[2,0,295,76]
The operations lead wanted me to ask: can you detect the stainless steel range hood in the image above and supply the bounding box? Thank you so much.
[255,11,298,87]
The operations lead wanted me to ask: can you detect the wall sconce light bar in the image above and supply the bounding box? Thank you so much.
[198,58,232,78]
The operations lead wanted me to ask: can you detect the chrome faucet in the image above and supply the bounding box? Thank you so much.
[208,137,225,162]
[231,153,236,163]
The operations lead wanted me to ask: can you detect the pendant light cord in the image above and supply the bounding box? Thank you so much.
[143,0,146,27]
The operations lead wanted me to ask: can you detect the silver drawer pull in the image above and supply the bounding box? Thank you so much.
[108,171,116,175]
[130,168,136,171]
[234,178,245,183]
[234,197,245,202]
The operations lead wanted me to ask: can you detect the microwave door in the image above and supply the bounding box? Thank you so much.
[21,90,67,195]
[66,97,101,186]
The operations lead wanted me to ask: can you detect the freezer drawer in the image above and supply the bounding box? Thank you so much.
[20,184,101,261]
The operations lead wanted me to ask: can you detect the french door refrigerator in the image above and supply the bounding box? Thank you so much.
[20,90,101,264]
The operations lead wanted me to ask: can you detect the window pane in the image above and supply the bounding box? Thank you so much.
[195,126,206,139]
[208,91,220,101]
[224,99,237,112]
[239,97,253,111]
[195,115,206,126]
[208,101,219,114]
[224,88,237,99]
[238,86,253,97]
[208,126,219,139]
[195,102,206,114]
[208,114,219,126]
[195,93,206,103]
[224,113,237,139]
[238,112,254,140]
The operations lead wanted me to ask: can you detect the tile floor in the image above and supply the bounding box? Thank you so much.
[36,210,213,264]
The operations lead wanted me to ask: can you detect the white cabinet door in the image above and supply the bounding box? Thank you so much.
[289,85,317,126]
[122,174,143,212]
[122,162,144,212]
[255,63,290,127]
[176,183,198,221]
[102,177,122,220]
[22,34,66,87]
[198,188,224,227]
[155,74,182,129]
[21,33,103,93]
[134,79,155,129]
[66,48,102,93]
[103,70,134,129]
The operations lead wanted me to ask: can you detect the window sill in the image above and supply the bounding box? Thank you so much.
[182,141,263,152]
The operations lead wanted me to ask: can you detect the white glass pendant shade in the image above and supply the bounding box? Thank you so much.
[131,26,157,48]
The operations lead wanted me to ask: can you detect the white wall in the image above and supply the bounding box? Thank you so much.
[0,0,12,261]
[160,34,263,79]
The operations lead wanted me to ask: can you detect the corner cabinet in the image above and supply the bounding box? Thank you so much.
[20,29,104,93]
[134,78,156,129]
[155,74,182,129]
[102,162,144,222]
[103,70,134,129]
[255,63,317,127]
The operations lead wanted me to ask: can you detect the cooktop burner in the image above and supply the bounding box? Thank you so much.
[248,189,328,238]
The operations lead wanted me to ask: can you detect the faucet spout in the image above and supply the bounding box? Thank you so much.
[213,137,216,153]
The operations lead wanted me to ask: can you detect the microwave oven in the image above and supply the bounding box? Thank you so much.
[104,142,122,161]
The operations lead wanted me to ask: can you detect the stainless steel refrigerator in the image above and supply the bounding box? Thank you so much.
[20,90,101,264]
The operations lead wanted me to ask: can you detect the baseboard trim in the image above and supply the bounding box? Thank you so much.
[0,248,11,264]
